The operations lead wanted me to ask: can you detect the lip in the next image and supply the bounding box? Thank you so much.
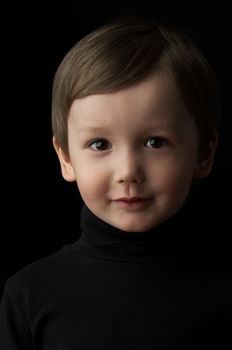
[114,197,153,210]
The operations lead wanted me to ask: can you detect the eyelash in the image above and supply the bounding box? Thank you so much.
[88,137,168,151]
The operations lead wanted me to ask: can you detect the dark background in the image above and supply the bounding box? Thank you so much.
[2,2,231,297]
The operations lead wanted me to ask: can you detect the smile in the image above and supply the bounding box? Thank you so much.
[115,198,153,210]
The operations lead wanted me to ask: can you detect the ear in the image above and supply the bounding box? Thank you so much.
[52,136,76,182]
[194,130,219,179]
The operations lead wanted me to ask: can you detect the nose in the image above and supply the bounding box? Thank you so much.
[115,149,145,184]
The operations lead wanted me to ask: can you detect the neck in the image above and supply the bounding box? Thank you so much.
[71,204,202,262]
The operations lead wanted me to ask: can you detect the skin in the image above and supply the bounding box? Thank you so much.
[53,69,218,232]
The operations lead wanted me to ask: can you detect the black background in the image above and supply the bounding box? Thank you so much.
[2,2,231,297]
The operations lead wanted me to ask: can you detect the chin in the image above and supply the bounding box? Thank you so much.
[117,220,157,233]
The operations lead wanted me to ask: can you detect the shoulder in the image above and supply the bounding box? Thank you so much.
[4,243,79,295]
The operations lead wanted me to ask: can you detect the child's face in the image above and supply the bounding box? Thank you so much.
[63,69,202,232]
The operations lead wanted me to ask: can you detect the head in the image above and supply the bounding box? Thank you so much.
[52,16,219,232]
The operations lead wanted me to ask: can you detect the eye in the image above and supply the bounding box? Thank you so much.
[89,139,111,151]
[145,136,168,149]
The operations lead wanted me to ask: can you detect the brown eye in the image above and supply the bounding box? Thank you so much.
[145,136,168,149]
[89,139,111,151]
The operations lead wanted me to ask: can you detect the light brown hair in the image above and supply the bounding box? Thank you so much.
[52,16,220,156]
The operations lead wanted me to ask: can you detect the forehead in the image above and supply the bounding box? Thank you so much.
[68,69,191,131]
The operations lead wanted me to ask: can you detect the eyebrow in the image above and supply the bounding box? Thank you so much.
[77,124,178,133]
[77,126,110,133]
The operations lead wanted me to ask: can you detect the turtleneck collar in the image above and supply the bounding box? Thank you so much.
[72,204,201,262]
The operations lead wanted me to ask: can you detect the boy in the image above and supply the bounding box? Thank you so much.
[0,16,231,349]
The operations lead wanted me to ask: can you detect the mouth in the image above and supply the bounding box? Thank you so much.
[114,197,153,210]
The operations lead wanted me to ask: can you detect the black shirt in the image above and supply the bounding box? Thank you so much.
[0,205,231,349]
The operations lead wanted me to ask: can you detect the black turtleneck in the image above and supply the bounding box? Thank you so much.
[0,205,231,349]
[74,205,202,262]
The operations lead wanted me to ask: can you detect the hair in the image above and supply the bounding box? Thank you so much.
[52,16,221,156]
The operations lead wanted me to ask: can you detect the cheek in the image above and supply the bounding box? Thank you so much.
[74,162,110,200]
[152,157,197,193]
